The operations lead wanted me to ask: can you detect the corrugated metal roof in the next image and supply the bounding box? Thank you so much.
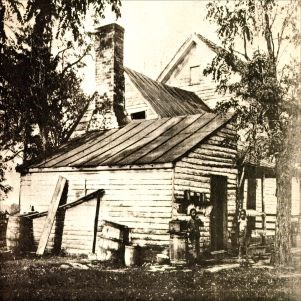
[125,67,210,116]
[33,113,233,169]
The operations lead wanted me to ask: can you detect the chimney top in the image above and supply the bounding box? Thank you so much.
[94,23,124,33]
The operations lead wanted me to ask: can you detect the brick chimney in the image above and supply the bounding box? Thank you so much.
[91,23,127,129]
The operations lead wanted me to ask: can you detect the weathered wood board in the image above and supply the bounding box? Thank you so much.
[36,176,67,255]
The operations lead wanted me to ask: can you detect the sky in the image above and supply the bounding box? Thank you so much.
[81,0,217,93]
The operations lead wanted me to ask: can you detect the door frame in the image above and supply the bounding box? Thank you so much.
[210,175,228,250]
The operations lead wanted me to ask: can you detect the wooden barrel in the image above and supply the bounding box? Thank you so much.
[124,245,139,266]
[6,215,34,253]
[169,234,188,265]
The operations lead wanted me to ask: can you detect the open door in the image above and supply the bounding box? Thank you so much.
[210,175,227,250]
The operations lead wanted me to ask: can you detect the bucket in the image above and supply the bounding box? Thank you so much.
[6,215,34,253]
[124,245,139,266]
[169,234,188,265]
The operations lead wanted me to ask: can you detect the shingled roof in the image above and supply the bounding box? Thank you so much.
[32,112,233,169]
[125,67,210,116]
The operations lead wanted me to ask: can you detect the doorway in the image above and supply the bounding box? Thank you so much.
[210,175,227,250]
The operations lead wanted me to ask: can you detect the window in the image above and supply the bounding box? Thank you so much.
[190,65,201,85]
[131,111,146,120]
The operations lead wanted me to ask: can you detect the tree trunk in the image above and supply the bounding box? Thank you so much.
[273,153,292,266]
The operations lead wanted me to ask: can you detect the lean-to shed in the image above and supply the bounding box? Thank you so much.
[19,112,238,256]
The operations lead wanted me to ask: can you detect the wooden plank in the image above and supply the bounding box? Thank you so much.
[187,152,235,164]
[199,144,237,154]
[84,119,162,166]
[52,124,135,167]
[30,163,173,173]
[34,131,100,167]
[156,115,232,163]
[179,158,238,174]
[193,148,236,159]
[71,120,153,166]
[136,114,210,164]
[36,176,67,255]
[121,115,201,164]
[103,117,184,165]
[92,193,101,253]
[40,131,106,168]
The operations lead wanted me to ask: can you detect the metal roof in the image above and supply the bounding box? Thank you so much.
[125,67,210,116]
[33,113,233,169]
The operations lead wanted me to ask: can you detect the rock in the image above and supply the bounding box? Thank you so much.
[205,263,240,273]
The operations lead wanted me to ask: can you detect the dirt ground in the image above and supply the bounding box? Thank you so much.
[1,252,301,301]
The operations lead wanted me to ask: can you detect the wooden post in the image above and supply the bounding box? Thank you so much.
[36,176,67,255]
[261,173,266,245]
[92,191,101,253]
[247,170,256,230]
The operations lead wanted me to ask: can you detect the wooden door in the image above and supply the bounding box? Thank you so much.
[210,175,227,251]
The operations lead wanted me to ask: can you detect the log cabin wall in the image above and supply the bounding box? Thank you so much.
[19,166,173,254]
[172,122,238,251]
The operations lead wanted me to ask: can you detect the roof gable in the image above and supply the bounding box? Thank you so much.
[157,33,218,83]
[125,67,210,116]
[32,113,233,169]
[157,33,245,84]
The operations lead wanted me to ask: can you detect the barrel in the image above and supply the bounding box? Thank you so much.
[6,215,34,253]
[169,234,188,265]
[124,245,139,266]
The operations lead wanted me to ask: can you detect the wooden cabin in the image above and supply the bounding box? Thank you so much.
[19,113,238,257]
[17,23,239,258]
[156,30,301,240]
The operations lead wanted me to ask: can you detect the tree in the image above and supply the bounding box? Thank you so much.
[205,0,300,266]
[0,0,121,197]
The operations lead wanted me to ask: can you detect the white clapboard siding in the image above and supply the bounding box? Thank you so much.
[20,167,174,252]
[61,199,97,254]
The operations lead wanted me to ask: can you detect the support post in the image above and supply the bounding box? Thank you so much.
[92,191,101,253]
[261,173,266,245]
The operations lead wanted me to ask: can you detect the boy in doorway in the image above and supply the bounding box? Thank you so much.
[187,208,204,263]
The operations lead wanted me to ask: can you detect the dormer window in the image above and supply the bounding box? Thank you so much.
[131,111,146,120]
[190,65,201,85]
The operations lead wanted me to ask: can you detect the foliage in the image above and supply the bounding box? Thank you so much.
[205,0,300,265]
[0,0,121,196]
[205,0,300,162]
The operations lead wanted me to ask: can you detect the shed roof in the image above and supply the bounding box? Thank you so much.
[125,67,210,116]
[33,113,233,169]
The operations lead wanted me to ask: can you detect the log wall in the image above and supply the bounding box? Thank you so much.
[172,122,238,250]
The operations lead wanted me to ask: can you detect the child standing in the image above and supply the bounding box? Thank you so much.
[238,208,265,260]
[187,208,204,263]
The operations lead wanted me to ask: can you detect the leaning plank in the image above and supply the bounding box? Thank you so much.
[36,176,67,255]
